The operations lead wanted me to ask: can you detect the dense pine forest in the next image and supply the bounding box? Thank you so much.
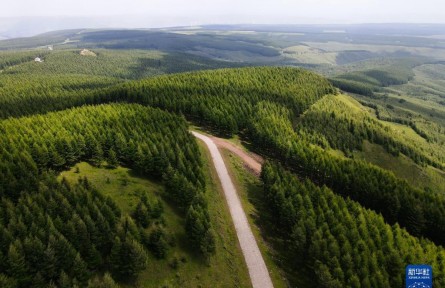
[261,162,445,287]
[0,49,243,119]
[0,104,214,287]
[0,39,444,287]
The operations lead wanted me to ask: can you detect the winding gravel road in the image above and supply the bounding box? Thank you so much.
[192,131,274,288]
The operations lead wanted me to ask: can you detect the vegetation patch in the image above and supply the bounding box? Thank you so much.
[0,104,215,286]
[261,162,445,287]
[59,160,251,287]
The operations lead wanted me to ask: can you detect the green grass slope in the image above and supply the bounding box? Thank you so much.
[59,161,251,287]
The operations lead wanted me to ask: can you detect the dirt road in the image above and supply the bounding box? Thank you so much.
[192,131,273,288]
[210,136,263,176]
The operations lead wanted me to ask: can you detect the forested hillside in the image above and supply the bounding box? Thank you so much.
[296,94,445,168]
[0,42,444,287]
[112,67,335,135]
[248,95,445,245]
[0,104,215,287]
[261,162,445,287]
[331,58,422,94]
[0,49,243,119]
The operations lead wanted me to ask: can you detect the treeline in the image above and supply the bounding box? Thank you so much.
[297,95,444,167]
[0,104,215,277]
[0,67,334,125]
[0,173,160,287]
[329,78,375,97]
[0,49,244,119]
[331,59,422,95]
[112,67,335,136]
[0,50,49,70]
[261,162,445,288]
[0,74,117,119]
[247,100,445,246]
[0,176,122,287]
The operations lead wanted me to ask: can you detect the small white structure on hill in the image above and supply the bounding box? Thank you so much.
[80,49,96,56]
[48,45,53,51]
[34,57,43,63]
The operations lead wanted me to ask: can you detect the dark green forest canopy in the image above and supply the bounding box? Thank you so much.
[0,49,244,119]
[0,104,203,197]
[105,67,445,246]
[0,66,335,131]
[261,162,445,288]
[248,97,445,246]
[0,60,444,286]
[0,104,215,286]
[110,67,336,134]
[1,66,444,244]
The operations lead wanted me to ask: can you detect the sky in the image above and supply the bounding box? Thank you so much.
[2,0,445,24]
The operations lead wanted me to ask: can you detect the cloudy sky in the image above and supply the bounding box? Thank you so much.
[2,0,445,24]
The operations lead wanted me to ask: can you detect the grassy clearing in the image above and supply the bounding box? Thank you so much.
[354,141,445,194]
[59,160,251,287]
[219,149,296,288]
[59,162,162,214]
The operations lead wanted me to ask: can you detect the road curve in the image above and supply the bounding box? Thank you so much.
[210,136,263,176]
[192,131,274,288]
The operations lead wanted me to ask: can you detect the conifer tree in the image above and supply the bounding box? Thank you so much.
[107,149,119,168]
[7,242,28,286]
[131,202,150,228]
[0,274,17,288]
[87,273,120,288]
[71,253,89,286]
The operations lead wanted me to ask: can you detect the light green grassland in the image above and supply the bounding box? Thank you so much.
[379,114,445,167]
[59,162,162,215]
[354,141,445,194]
[58,160,251,288]
[303,41,445,59]
[387,64,445,126]
[282,45,337,65]
[302,95,445,194]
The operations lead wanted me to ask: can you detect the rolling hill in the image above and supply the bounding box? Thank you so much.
[0,26,444,287]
